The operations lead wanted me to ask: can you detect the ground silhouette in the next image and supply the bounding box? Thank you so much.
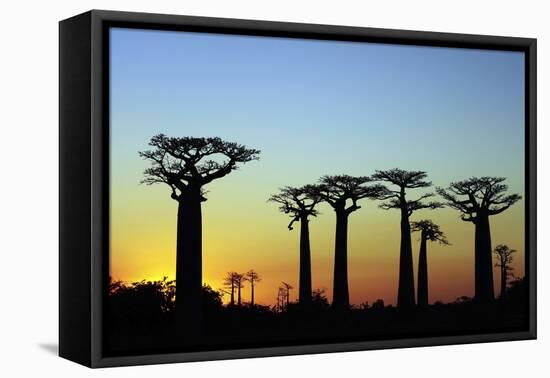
[106,277,528,356]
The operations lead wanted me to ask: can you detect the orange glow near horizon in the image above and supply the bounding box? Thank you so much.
[110,177,525,307]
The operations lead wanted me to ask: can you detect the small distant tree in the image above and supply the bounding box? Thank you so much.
[493,244,516,298]
[235,273,245,306]
[308,175,388,310]
[223,271,239,306]
[411,220,450,307]
[269,186,320,306]
[372,169,442,309]
[437,177,520,302]
[281,282,293,307]
[371,299,385,310]
[245,270,261,306]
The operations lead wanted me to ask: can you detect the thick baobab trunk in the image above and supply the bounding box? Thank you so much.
[175,188,203,329]
[397,208,415,308]
[417,233,428,307]
[332,211,350,310]
[299,215,312,306]
[230,283,235,306]
[474,215,494,302]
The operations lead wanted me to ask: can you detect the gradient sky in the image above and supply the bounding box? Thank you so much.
[109,27,525,306]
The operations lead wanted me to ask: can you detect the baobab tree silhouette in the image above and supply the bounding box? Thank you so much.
[411,220,450,307]
[308,175,388,310]
[493,244,516,299]
[436,177,520,303]
[245,269,261,306]
[139,134,260,328]
[235,273,245,306]
[373,169,442,309]
[223,271,240,306]
[281,282,293,308]
[269,186,321,307]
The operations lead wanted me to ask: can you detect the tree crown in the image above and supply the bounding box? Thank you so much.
[245,269,261,283]
[436,177,521,222]
[139,134,260,201]
[268,185,321,229]
[372,168,431,189]
[373,169,442,214]
[411,219,450,245]
[308,175,389,214]
[493,244,516,269]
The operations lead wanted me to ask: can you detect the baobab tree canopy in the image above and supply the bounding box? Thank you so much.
[411,220,450,245]
[269,185,321,230]
[436,177,521,221]
[310,175,389,213]
[373,169,442,213]
[139,134,261,198]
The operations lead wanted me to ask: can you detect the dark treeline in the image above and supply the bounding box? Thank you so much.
[107,275,527,355]
[105,134,528,355]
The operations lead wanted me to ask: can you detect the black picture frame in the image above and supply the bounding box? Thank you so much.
[59,9,537,368]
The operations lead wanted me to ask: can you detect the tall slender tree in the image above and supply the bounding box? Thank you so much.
[245,270,261,306]
[493,244,516,299]
[140,134,260,327]
[373,169,442,308]
[269,186,320,306]
[436,177,520,302]
[308,175,388,310]
[223,271,239,306]
[234,273,245,306]
[411,220,450,307]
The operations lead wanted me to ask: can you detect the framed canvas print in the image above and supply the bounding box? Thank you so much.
[59,10,537,368]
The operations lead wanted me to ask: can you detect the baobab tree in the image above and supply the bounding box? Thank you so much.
[493,244,516,298]
[235,273,245,306]
[372,169,442,309]
[245,269,261,306]
[411,220,450,307]
[281,282,293,308]
[269,186,321,306]
[223,271,240,306]
[140,134,260,326]
[308,175,388,310]
[436,177,520,302]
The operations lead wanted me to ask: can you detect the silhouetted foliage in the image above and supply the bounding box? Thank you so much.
[373,169,442,309]
[139,134,260,329]
[493,244,516,298]
[269,186,321,306]
[437,177,520,302]
[411,220,450,307]
[311,289,330,311]
[308,175,388,310]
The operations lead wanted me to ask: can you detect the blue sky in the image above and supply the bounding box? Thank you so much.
[110,27,525,190]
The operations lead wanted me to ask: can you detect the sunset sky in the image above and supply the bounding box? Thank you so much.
[109,27,525,306]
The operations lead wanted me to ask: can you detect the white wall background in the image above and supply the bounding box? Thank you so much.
[0,0,547,376]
